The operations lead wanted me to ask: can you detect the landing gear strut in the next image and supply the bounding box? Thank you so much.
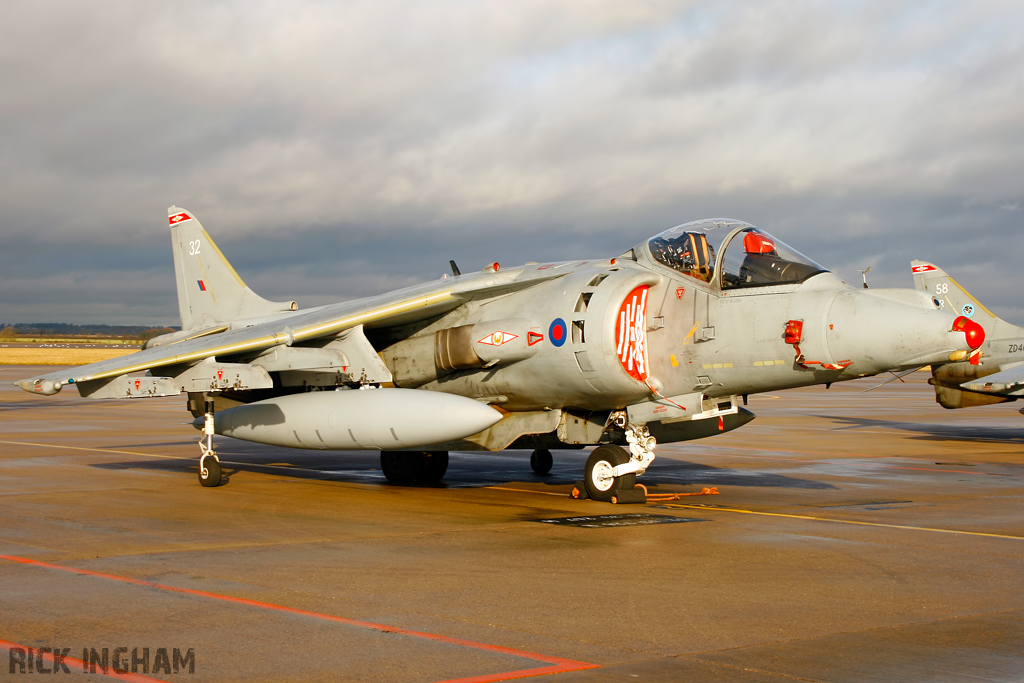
[198,400,223,487]
[380,451,449,484]
[580,422,657,502]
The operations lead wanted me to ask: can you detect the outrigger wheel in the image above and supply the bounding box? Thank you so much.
[530,449,553,475]
[198,455,222,487]
[198,399,223,487]
[380,451,449,484]
[583,445,635,502]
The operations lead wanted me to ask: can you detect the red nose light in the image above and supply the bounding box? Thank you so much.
[952,316,985,350]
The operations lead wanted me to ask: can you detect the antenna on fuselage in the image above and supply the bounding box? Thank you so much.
[858,266,872,289]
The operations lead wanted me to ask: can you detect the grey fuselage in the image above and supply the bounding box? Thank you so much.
[373,225,969,435]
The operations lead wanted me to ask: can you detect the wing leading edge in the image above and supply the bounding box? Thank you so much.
[16,283,458,395]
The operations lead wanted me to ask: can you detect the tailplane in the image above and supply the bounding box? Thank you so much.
[169,206,297,331]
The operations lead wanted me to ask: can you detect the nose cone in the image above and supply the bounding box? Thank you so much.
[952,315,985,349]
[826,289,972,374]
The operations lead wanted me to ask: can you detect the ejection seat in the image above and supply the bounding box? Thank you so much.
[650,231,715,283]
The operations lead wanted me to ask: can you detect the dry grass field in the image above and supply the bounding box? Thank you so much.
[0,347,136,365]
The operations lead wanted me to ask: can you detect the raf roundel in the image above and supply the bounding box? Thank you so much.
[549,318,567,347]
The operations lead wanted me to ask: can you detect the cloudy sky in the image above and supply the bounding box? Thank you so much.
[1,0,1021,326]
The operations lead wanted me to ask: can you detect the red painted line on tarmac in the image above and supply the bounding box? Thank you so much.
[0,638,171,682]
[430,662,591,683]
[0,554,598,682]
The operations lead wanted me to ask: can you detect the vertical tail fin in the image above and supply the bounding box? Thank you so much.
[169,206,297,330]
[911,259,1022,340]
[911,260,1023,409]
[911,260,996,320]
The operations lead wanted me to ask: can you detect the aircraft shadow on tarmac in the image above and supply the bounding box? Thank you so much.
[641,459,837,490]
[817,414,1024,446]
[88,445,834,491]
[0,399,83,412]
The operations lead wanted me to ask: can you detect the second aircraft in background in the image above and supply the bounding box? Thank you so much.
[913,261,1024,409]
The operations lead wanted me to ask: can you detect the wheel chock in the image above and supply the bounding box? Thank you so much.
[570,482,589,499]
[610,487,647,505]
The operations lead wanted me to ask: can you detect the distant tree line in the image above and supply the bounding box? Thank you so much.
[0,323,179,340]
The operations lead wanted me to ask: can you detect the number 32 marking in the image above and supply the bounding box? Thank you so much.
[189,239,201,256]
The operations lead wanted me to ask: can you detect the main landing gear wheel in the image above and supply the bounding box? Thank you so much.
[530,449,553,475]
[419,451,449,483]
[584,445,635,502]
[380,451,449,484]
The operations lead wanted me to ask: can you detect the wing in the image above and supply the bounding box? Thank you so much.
[15,262,573,398]
[960,363,1024,397]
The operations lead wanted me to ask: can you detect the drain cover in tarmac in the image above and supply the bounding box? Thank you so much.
[535,513,707,528]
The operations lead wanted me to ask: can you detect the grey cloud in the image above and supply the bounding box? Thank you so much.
[0,0,1022,324]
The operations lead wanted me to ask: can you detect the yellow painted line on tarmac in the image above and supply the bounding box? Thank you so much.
[0,440,353,478]
[0,439,185,460]
[660,503,1024,541]
[485,486,568,497]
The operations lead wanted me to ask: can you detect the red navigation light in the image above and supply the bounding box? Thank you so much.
[951,316,985,350]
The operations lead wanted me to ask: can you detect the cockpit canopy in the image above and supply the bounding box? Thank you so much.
[645,219,827,289]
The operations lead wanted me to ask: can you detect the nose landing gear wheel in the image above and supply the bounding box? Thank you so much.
[530,449,553,475]
[584,445,634,502]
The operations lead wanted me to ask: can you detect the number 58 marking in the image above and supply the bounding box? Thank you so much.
[189,239,201,256]
[935,283,948,294]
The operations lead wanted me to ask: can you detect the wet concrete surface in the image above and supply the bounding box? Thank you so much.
[0,365,1022,682]
[0,343,137,349]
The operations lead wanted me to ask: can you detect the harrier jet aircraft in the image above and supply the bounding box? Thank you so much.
[912,260,1024,408]
[15,209,984,502]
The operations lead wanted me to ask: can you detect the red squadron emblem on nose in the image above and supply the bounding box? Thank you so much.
[616,285,650,382]
[952,315,985,349]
